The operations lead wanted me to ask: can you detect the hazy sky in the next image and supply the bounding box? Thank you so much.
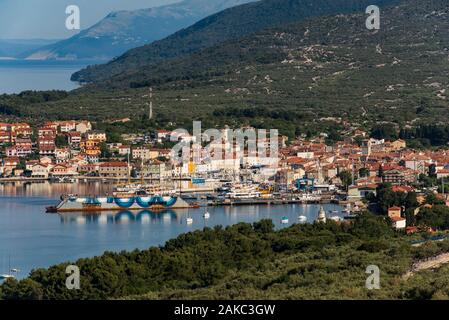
[0,0,181,39]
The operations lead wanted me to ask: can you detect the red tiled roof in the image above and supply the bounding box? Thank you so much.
[100,162,128,167]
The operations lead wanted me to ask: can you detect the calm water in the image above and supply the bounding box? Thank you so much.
[0,60,99,94]
[0,181,344,279]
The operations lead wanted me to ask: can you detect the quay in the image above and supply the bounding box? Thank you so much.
[207,198,330,206]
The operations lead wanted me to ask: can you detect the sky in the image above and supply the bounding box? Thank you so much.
[0,0,181,39]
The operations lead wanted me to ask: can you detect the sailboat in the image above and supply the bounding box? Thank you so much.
[298,215,307,222]
[0,256,17,280]
[203,211,210,219]
[186,213,193,224]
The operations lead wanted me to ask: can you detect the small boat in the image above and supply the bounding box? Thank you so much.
[342,203,351,213]
[0,274,15,280]
[298,215,307,222]
[203,212,210,219]
[186,217,193,224]
[189,202,201,209]
[330,216,342,222]
[281,216,289,224]
[191,177,206,184]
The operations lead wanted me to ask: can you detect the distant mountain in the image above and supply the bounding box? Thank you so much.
[25,0,257,61]
[72,0,400,84]
[0,39,57,59]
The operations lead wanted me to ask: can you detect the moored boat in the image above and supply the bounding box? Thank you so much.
[47,191,193,213]
[281,216,289,224]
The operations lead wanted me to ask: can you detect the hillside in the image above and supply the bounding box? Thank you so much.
[2,214,449,300]
[0,39,56,59]
[3,0,449,140]
[25,0,256,61]
[71,0,399,83]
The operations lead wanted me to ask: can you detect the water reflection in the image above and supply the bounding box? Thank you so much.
[1,182,346,279]
[58,209,186,225]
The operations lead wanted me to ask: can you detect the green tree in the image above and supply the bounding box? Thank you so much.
[337,170,353,189]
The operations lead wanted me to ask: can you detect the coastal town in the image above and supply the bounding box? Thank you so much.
[1,119,449,230]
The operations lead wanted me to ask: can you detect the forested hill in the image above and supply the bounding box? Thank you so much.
[71,0,400,83]
[3,213,449,300]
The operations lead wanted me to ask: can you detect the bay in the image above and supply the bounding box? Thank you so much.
[0,181,344,279]
[0,60,100,94]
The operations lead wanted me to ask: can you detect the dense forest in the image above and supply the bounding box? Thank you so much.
[2,212,449,300]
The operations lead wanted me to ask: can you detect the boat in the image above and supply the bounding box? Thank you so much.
[47,191,193,213]
[330,216,342,222]
[225,184,261,199]
[191,177,206,184]
[203,211,210,219]
[298,193,321,203]
[281,216,289,224]
[298,215,307,222]
[186,217,193,224]
[0,274,15,280]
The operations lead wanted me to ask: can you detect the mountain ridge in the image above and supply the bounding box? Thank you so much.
[25,0,256,61]
[71,0,400,83]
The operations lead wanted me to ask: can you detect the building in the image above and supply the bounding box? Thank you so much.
[55,148,71,163]
[388,206,402,219]
[68,132,81,147]
[59,121,76,133]
[6,146,32,158]
[118,145,131,156]
[156,130,171,143]
[31,163,50,178]
[99,162,129,178]
[38,137,56,156]
[132,147,151,161]
[391,216,406,230]
[86,131,106,142]
[75,121,92,134]
[50,164,77,176]
[12,123,33,137]
[383,169,416,185]
[141,160,170,179]
[38,127,56,139]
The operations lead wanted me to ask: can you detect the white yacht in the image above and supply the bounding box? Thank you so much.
[203,212,211,219]
[298,193,321,202]
[225,184,261,199]
[0,274,14,280]
[298,215,307,222]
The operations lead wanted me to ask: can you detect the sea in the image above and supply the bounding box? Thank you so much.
[0,181,345,279]
[0,60,101,94]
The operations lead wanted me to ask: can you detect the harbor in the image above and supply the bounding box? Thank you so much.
[0,181,348,279]
[42,177,358,214]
